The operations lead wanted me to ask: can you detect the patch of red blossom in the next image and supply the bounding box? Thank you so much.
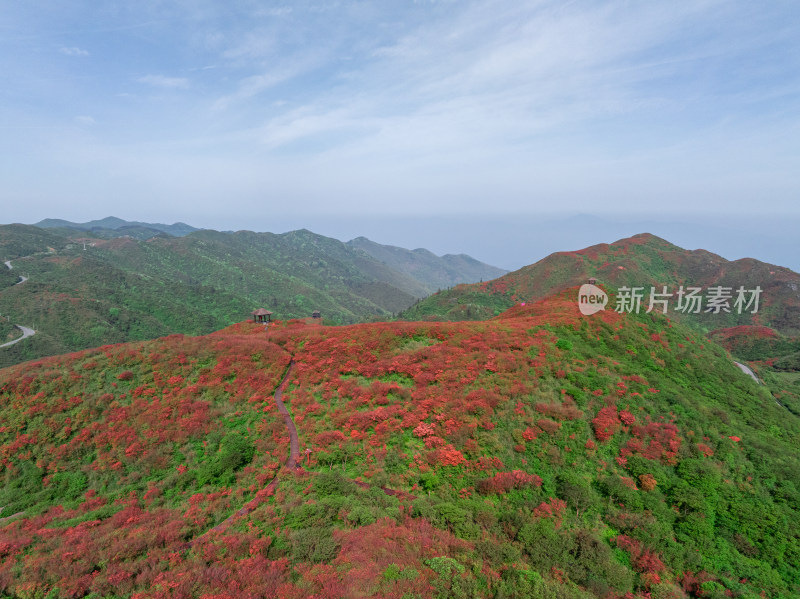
[533,497,567,528]
[429,445,466,466]
[620,419,682,464]
[614,535,666,578]
[593,406,621,442]
[522,427,539,441]
[413,422,435,438]
[476,470,542,495]
[696,443,714,457]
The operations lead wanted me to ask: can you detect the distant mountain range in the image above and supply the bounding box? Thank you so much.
[0,220,505,366]
[346,236,506,293]
[35,216,200,239]
[402,233,800,336]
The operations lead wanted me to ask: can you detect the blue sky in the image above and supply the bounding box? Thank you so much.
[1,1,799,255]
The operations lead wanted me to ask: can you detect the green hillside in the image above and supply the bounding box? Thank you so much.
[35,216,200,238]
[0,291,798,597]
[401,233,800,337]
[347,236,507,295]
[0,224,503,367]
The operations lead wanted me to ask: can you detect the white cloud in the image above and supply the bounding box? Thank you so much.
[4,0,797,223]
[137,74,190,89]
[59,46,89,56]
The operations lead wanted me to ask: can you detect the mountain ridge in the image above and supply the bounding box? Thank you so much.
[35,216,200,238]
[402,232,800,336]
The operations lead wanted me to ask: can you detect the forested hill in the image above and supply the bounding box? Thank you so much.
[35,216,200,240]
[401,233,800,337]
[0,290,798,597]
[0,223,503,367]
[347,236,507,294]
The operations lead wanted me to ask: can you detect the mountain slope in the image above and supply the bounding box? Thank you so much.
[35,216,199,238]
[402,233,800,335]
[0,293,798,597]
[347,236,507,294]
[0,224,504,367]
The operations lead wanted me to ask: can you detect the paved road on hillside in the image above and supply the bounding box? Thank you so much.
[4,259,28,285]
[732,360,790,410]
[1,260,35,348]
[734,361,759,384]
[0,325,36,348]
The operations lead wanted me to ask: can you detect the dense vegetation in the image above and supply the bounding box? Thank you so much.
[401,234,800,337]
[0,223,501,367]
[0,322,21,345]
[709,326,800,418]
[35,217,200,240]
[346,237,506,293]
[1,289,798,597]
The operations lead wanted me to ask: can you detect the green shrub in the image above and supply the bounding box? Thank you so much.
[291,527,340,563]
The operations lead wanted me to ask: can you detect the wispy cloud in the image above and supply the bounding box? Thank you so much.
[59,46,89,56]
[73,116,96,126]
[137,74,190,89]
[2,0,798,222]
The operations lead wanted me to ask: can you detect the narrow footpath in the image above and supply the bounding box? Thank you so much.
[189,355,415,546]
[190,360,297,543]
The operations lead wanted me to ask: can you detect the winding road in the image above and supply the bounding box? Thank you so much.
[0,325,36,349]
[734,361,759,384]
[1,259,35,348]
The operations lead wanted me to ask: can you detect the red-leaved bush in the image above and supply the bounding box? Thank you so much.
[593,406,621,442]
[476,470,542,495]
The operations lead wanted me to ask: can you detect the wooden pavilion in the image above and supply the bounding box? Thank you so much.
[251,308,273,323]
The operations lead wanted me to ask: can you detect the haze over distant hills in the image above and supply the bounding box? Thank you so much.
[210,213,800,274]
[347,236,506,292]
[35,216,201,240]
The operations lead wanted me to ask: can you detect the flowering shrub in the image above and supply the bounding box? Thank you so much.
[593,406,621,442]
